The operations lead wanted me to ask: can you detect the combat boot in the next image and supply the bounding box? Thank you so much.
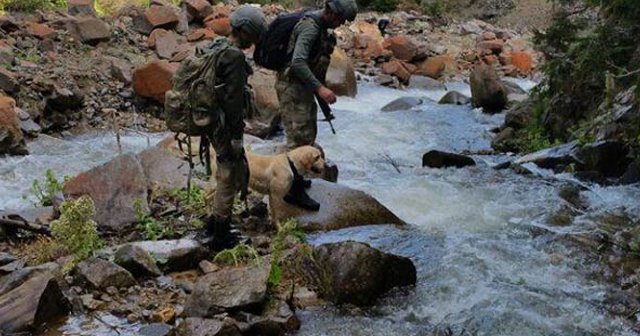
[284,175,320,211]
[204,216,249,251]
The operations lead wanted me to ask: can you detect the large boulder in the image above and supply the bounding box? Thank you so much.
[0,96,28,155]
[114,244,162,278]
[127,239,207,272]
[133,60,178,103]
[177,318,242,336]
[325,47,357,97]
[137,146,190,191]
[383,35,417,62]
[578,141,631,178]
[66,16,111,45]
[381,97,425,112]
[247,68,281,138]
[381,59,412,83]
[273,180,404,232]
[416,55,455,79]
[514,141,580,170]
[64,153,149,230]
[438,91,470,105]
[408,75,445,91]
[422,150,476,168]
[0,271,70,334]
[74,257,136,290]
[470,63,508,113]
[302,241,416,306]
[184,260,270,316]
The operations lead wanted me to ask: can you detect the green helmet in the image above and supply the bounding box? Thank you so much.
[230,5,267,38]
[327,0,358,21]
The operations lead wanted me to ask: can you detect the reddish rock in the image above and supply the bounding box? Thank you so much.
[416,55,455,79]
[477,39,504,54]
[381,59,411,83]
[68,0,95,16]
[144,5,180,29]
[510,51,534,74]
[351,21,386,60]
[484,54,499,65]
[383,35,417,62]
[148,29,183,59]
[205,17,231,36]
[187,28,217,42]
[25,22,56,40]
[132,60,178,103]
[401,61,417,74]
[66,17,110,45]
[0,96,27,156]
[183,0,213,21]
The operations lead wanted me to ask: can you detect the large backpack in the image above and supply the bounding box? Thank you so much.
[253,10,310,71]
[164,38,230,136]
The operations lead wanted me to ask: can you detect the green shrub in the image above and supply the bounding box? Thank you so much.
[268,219,306,287]
[214,244,260,266]
[0,0,66,12]
[134,199,171,241]
[422,0,446,16]
[24,169,67,207]
[50,196,103,265]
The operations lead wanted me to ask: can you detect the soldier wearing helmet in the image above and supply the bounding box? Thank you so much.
[205,5,267,250]
[276,0,358,151]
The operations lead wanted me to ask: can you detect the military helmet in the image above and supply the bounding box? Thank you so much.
[230,5,267,38]
[327,0,358,21]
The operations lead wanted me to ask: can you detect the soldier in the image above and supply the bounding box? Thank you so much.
[275,0,358,150]
[206,6,267,250]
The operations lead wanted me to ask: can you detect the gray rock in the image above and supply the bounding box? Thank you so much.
[501,79,526,95]
[514,141,581,170]
[128,239,207,272]
[408,75,445,91]
[0,263,59,296]
[68,0,95,16]
[74,257,136,290]
[0,253,17,267]
[422,150,476,168]
[273,180,404,232]
[470,63,507,113]
[504,100,532,129]
[578,141,630,178]
[184,261,270,316]
[438,91,470,105]
[0,271,70,333]
[136,146,190,191]
[139,323,174,336]
[0,68,19,93]
[0,259,24,273]
[20,118,42,136]
[177,318,242,336]
[66,17,111,45]
[235,300,300,336]
[302,241,416,306]
[110,58,133,84]
[381,97,425,112]
[621,159,640,185]
[114,244,162,278]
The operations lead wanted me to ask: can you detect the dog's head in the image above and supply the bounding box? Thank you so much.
[289,146,326,177]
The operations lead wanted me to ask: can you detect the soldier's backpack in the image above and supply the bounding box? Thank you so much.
[164,38,230,137]
[253,10,309,71]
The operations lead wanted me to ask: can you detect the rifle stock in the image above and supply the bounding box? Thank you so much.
[315,93,336,134]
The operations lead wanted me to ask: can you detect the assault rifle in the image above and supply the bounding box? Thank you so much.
[315,93,336,134]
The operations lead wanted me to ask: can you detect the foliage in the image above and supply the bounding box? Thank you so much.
[531,0,640,148]
[50,196,103,265]
[134,199,172,240]
[268,218,306,287]
[422,0,446,16]
[21,236,69,266]
[214,243,260,266]
[23,169,67,207]
[357,0,398,13]
[168,184,205,211]
[0,0,66,12]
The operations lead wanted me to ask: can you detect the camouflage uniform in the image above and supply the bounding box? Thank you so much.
[276,10,335,150]
[208,38,252,220]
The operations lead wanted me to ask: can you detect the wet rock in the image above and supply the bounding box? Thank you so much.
[578,141,630,178]
[438,91,471,105]
[133,60,178,103]
[0,67,19,93]
[0,272,70,334]
[128,239,207,272]
[184,260,270,316]
[416,55,455,79]
[302,241,416,306]
[558,184,588,210]
[422,150,476,168]
[621,159,640,185]
[139,323,174,336]
[64,153,148,230]
[177,318,242,336]
[514,141,580,170]
[68,0,95,16]
[235,300,300,336]
[183,0,213,21]
[74,257,136,290]
[381,59,411,83]
[145,5,180,30]
[25,22,57,40]
[470,63,508,113]
[66,17,111,45]
[383,35,417,62]
[0,96,28,156]
[114,244,162,278]
[408,75,445,91]
[273,180,404,232]
[326,47,357,97]
[381,97,425,112]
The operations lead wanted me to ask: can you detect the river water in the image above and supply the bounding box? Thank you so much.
[2,81,639,335]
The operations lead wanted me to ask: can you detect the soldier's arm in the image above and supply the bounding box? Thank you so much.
[217,48,249,139]
[290,20,323,92]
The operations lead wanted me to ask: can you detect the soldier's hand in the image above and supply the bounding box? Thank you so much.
[316,86,337,105]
